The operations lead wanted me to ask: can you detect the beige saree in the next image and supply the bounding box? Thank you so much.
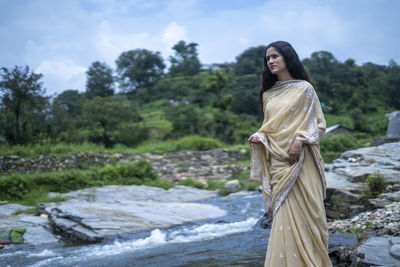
[249,80,332,267]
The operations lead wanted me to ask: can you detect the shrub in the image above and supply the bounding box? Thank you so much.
[0,160,164,201]
[366,171,385,197]
[175,135,223,151]
[206,180,226,191]
[218,187,232,196]
[320,133,355,153]
[133,135,223,155]
[178,177,205,189]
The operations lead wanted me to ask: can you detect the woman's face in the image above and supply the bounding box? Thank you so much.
[266,47,287,75]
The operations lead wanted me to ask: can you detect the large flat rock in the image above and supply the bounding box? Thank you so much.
[352,236,400,266]
[326,171,363,192]
[42,185,227,243]
[335,142,400,183]
[58,184,219,203]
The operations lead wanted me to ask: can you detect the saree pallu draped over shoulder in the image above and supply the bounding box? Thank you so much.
[249,80,332,267]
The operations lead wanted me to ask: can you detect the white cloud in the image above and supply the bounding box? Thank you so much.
[35,59,87,95]
[162,22,188,46]
[94,20,155,63]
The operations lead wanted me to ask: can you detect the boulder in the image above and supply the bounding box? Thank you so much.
[387,111,400,138]
[351,236,400,266]
[222,179,241,194]
[371,136,400,146]
[42,185,227,243]
[325,171,364,219]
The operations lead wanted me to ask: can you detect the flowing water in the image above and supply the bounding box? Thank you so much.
[1,191,355,267]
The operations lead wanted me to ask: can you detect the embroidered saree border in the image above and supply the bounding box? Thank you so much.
[249,132,307,217]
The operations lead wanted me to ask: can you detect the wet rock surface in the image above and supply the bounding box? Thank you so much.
[0,205,59,245]
[351,236,400,267]
[40,185,227,243]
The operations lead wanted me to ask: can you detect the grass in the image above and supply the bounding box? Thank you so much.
[233,171,259,191]
[12,188,69,208]
[0,136,224,158]
[178,177,205,189]
[0,160,172,204]
[0,141,107,158]
[139,99,174,140]
[324,113,354,129]
[130,135,224,155]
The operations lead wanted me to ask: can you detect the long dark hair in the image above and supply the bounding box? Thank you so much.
[258,41,311,117]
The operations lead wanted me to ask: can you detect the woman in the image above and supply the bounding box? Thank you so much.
[248,41,332,267]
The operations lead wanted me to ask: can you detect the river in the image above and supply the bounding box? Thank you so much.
[1,191,355,266]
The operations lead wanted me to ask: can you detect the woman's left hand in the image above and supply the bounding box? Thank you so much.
[289,140,303,165]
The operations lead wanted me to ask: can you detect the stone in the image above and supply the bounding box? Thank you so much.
[329,246,353,266]
[380,191,400,201]
[222,180,241,194]
[387,111,400,138]
[0,204,31,216]
[390,244,400,260]
[43,185,227,243]
[256,212,272,229]
[328,202,400,237]
[335,166,400,183]
[0,211,59,245]
[325,171,363,193]
[389,237,400,245]
[371,136,400,146]
[352,236,400,266]
[18,215,49,226]
[369,197,391,208]
[23,226,59,245]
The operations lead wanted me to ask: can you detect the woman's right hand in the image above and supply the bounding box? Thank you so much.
[248,133,261,143]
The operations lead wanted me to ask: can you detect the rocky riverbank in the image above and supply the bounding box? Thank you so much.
[325,141,400,266]
[324,142,400,219]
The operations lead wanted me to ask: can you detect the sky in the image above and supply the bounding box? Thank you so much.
[0,0,399,96]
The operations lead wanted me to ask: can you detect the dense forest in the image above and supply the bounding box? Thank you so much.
[1,40,399,156]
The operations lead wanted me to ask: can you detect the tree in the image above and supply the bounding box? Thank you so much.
[165,103,215,138]
[303,51,339,102]
[56,89,84,117]
[82,97,146,147]
[225,73,260,115]
[116,49,165,91]
[0,65,47,144]
[169,40,201,76]
[46,98,74,140]
[86,61,114,98]
[233,46,265,76]
[201,70,238,143]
